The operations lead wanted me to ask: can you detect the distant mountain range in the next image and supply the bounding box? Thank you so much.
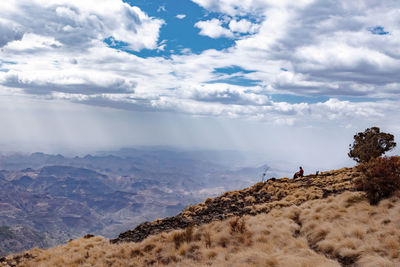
[0,148,281,255]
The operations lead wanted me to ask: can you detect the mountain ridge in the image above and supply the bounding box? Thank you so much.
[111,168,355,244]
[5,166,397,267]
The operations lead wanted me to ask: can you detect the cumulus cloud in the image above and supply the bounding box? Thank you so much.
[195,18,234,38]
[0,0,164,52]
[189,0,400,102]
[0,18,23,47]
[195,17,259,38]
[1,0,400,129]
[191,0,313,16]
[228,19,259,34]
[3,33,62,52]
[148,93,397,127]
[0,0,166,97]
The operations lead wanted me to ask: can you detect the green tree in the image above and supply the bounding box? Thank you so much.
[348,127,396,163]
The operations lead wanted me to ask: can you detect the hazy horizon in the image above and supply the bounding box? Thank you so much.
[1,0,400,175]
[0,95,399,175]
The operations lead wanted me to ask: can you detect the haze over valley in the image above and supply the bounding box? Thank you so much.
[0,148,279,255]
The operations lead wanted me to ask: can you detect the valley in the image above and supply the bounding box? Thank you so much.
[0,148,277,255]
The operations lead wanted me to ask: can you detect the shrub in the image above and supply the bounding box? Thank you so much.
[348,127,396,163]
[355,156,400,204]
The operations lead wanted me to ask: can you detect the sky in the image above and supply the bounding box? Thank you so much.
[1,0,400,172]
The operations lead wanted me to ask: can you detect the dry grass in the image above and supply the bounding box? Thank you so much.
[229,217,247,234]
[4,168,400,266]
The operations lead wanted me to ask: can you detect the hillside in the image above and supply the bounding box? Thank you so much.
[0,150,269,255]
[0,226,49,257]
[1,168,400,266]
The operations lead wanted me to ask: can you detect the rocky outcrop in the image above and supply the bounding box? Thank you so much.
[111,168,356,244]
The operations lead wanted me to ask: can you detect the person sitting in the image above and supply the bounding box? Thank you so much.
[293,166,304,179]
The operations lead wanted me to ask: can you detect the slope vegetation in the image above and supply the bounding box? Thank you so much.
[2,168,400,267]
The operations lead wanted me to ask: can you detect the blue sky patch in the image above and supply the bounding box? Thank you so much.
[104,36,130,50]
[213,66,256,75]
[0,60,15,72]
[206,77,262,87]
[338,96,385,102]
[271,94,329,104]
[122,0,236,57]
[0,60,17,65]
[368,26,389,35]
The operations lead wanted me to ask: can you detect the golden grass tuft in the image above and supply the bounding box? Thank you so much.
[203,231,212,248]
[171,225,194,249]
[244,195,256,203]
[229,217,247,234]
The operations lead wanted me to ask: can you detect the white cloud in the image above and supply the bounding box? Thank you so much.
[176,14,186,19]
[195,18,234,38]
[195,17,259,38]
[1,0,400,130]
[0,0,164,52]
[0,18,23,47]
[3,33,62,52]
[229,19,258,34]
[191,0,313,16]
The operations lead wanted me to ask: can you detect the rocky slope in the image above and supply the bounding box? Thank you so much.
[111,168,355,244]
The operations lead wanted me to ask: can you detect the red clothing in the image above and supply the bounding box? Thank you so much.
[299,169,304,176]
